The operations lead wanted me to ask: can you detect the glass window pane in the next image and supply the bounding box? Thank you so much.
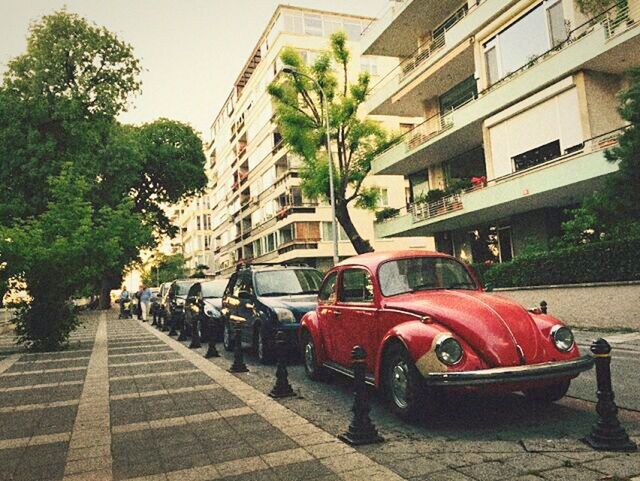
[339,269,374,303]
[318,272,338,302]
[499,5,547,77]
[343,22,362,39]
[304,14,323,36]
[547,1,566,47]
[485,46,499,85]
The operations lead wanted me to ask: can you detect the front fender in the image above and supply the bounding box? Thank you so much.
[300,311,327,364]
[375,321,486,385]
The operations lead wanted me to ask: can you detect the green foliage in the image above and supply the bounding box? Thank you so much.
[141,254,187,287]
[0,10,206,348]
[561,67,640,245]
[375,207,400,222]
[575,0,624,15]
[475,238,640,288]
[269,32,400,254]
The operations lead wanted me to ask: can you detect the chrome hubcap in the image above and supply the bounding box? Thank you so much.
[304,342,314,372]
[391,361,409,409]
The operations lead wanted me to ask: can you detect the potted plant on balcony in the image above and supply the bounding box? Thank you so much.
[375,207,400,222]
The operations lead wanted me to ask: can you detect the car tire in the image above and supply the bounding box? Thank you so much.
[223,320,234,351]
[301,330,326,381]
[254,326,274,365]
[524,380,570,403]
[382,343,427,421]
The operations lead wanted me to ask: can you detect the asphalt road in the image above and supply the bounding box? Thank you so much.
[570,330,640,412]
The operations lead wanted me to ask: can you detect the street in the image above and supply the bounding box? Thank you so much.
[0,312,638,481]
[572,330,640,412]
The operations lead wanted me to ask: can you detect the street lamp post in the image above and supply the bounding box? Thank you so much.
[282,66,339,266]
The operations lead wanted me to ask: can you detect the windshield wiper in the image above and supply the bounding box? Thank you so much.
[299,290,319,294]
[259,291,292,297]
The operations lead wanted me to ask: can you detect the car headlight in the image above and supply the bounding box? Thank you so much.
[175,298,185,307]
[435,336,464,365]
[274,308,296,323]
[551,325,574,352]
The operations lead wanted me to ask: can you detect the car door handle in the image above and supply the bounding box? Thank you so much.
[333,310,342,316]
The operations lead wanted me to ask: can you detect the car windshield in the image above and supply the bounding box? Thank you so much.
[175,283,192,295]
[254,269,323,297]
[379,257,477,296]
[201,280,227,298]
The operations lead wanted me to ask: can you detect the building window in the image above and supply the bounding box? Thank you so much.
[265,232,276,252]
[439,75,477,121]
[196,216,201,230]
[408,169,429,203]
[321,222,348,241]
[304,13,323,36]
[377,189,389,207]
[512,139,561,172]
[284,12,304,34]
[483,1,565,85]
[343,21,362,39]
[360,58,378,76]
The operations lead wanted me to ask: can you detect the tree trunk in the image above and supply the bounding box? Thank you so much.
[335,201,374,254]
[99,277,112,310]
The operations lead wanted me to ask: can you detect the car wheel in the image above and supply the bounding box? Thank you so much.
[382,343,426,421]
[223,321,234,351]
[254,326,274,364]
[301,330,325,381]
[524,380,570,403]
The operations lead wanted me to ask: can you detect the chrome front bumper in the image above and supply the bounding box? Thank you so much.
[423,355,594,387]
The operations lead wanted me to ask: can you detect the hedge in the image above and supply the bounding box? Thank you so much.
[470,238,640,288]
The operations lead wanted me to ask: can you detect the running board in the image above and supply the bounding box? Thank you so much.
[322,362,376,386]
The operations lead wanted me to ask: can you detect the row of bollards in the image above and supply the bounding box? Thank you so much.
[148,308,635,452]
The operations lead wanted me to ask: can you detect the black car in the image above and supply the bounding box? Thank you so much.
[221,264,323,363]
[185,278,227,344]
[167,279,202,338]
[157,282,172,330]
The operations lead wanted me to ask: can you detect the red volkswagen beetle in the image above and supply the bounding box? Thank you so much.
[300,250,594,420]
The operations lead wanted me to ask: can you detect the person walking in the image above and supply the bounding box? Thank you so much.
[134,287,142,320]
[119,286,130,318]
[140,284,152,322]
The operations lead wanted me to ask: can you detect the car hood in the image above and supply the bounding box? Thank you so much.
[384,290,543,367]
[258,294,317,322]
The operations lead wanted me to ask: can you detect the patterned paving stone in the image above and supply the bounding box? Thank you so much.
[0,441,68,481]
[0,384,83,408]
[0,369,86,388]
[7,357,90,372]
[109,360,193,378]
[0,405,77,440]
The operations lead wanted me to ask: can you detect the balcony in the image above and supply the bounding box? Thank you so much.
[375,128,625,238]
[372,2,640,176]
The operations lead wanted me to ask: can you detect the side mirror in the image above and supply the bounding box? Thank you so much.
[485,283,494,292]
[238,290,252,301]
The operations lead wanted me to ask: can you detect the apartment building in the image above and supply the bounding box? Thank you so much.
[363,0,639,263]
[190,5,432,277]
[172,195,214,269]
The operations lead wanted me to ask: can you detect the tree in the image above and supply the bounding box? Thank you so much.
[0,10,206,348]
[268,32,398,254]
[561,67,640,243]
[141,254,187,287]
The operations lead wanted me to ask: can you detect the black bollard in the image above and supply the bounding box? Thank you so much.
[540,300,548,314]
[338,346,383,446]
[228,320,248,373]
[189,316,202,348]
[203,320,220,358]
[269,331,296,398]
[177,316,189,341]
[168,314,178,336]
[583,338,637,452]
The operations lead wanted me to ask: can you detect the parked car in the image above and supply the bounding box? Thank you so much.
[221,263,323,363]
[300,250,594,420]
[166,279,202,336]
[185,278,228,343]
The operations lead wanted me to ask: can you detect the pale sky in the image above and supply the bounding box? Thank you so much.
[1,0,388,140]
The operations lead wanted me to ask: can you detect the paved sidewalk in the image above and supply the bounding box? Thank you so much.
[0,314,402,481]
[0,313,638,481]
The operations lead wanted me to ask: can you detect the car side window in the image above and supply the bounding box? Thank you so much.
[339,269,374,303]
[318,272,338,304]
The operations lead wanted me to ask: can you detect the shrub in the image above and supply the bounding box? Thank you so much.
[477,238,640,288]
[375,207,400,222]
